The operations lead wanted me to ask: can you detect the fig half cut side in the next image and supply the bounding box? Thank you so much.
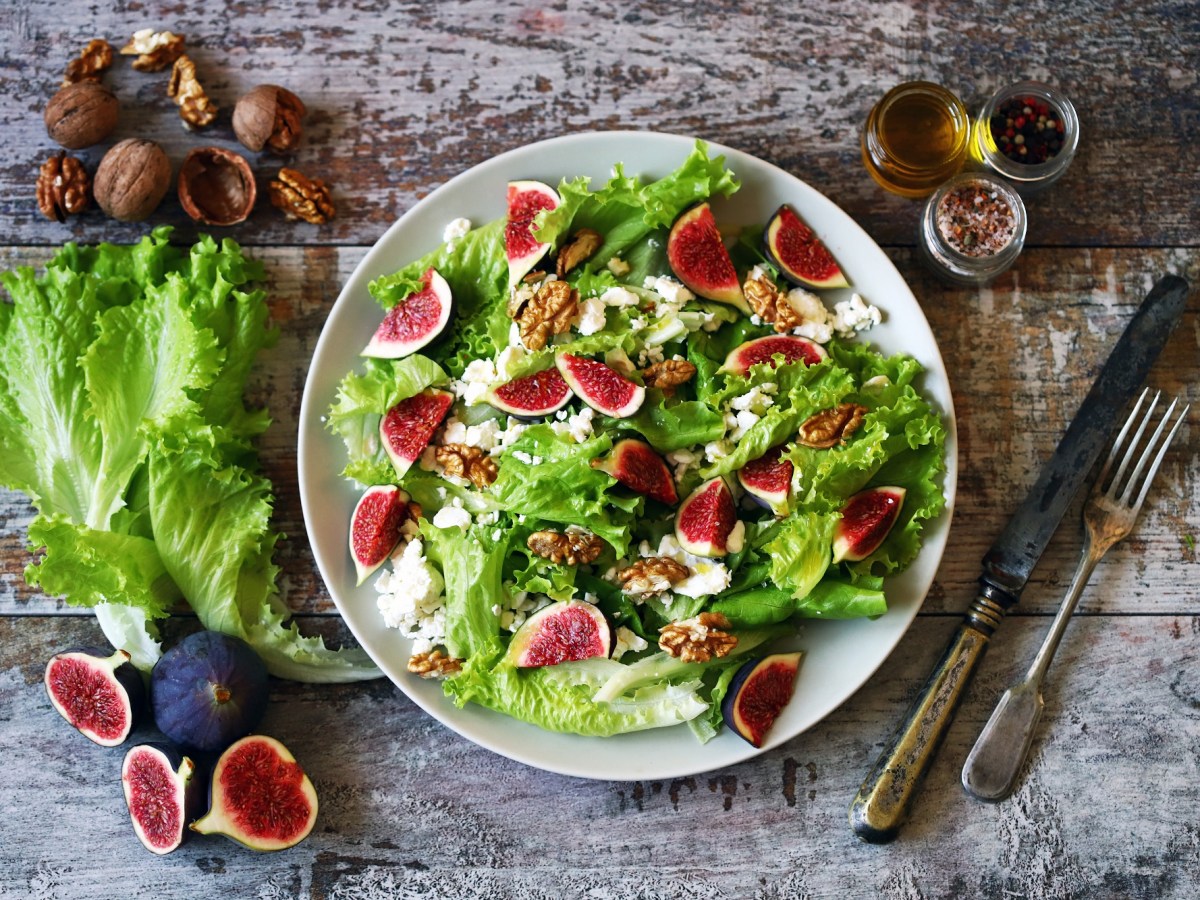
[555,352,645,418]
[832,486,906,563]
[122,743,201,855]
[507,600,612,668]
[720,334,827,377]
[506,179,560,288]
[592,438,678,505]
[722,651,804,747]
[44,647,145,747]
[191,734,318,852]
[379,388,454,479]
[666,202,750,313]
[362,267,454,359]
[487,367,574,419]
[764,203,849,290]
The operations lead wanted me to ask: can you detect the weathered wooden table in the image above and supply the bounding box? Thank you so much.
[2,2,1197,897]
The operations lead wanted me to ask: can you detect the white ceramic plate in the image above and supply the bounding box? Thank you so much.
[298,131,957,781]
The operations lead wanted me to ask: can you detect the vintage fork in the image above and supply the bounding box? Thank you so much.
[961,388,1190,801]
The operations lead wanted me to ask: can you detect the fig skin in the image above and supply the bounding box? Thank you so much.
[44,81,119,149]
[94,139,171,222]
[721,651,803,747]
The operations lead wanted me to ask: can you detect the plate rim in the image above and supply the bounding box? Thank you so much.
[297,129,958,780]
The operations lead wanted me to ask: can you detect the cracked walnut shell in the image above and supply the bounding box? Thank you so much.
[436,443,498,489]
[641,358,696,396]
[177,146,256,226]
[44,81,119,150]
[407,649,463,679]
[269,168,335,224]
[37,152,90,222]
[168,55,217,128]
[616,557,689,596]
[233,84,307,154]
[797,403,867,449]
[515,279,577,350]
[658,612,738,663]
[62,39,114,86]
[120,29,186,72]
[527,530,605,566]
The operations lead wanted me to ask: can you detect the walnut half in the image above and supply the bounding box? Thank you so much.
[436,443,498,489]
[168,55,217,128]
[527,529,605,566]
[556,228,603,278]
[407,649,462,679]
[120,29,186,72]
[797,403,867,449]
[269,168,336,224]
[63,39,113,86]
[658,612,738,663]
[743,270,803,333]
[514,279,577,350]
[641,359,696,397]
[37,152,90,222]
[616,557,689,597]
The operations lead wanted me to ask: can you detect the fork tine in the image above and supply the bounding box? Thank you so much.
[1102,389,1157,497]
[1117,396,1177,505]
[1096,388,1150,492]
[1131,401,1190,510]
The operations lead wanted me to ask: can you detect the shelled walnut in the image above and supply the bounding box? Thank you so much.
[616,557,689,596]
[168,55,217,128]
[269,168,335,224]
[743,270,802,332]
[513,279,577,350]
[407,649,462,679]
[120,29,186,72]
[435,444,498,489]
[658,612,738,663]
[36,152,90,222]
[641,359,696,397]
[555,228,603,277]
[797,403,867,449]
[527,530,605,566]
[62,39,113,86]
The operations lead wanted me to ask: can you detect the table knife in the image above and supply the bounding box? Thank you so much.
[848,274,1190,844]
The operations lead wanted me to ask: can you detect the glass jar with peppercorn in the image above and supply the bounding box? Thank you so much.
[919,172,1028,285]
[971,80,1080,195]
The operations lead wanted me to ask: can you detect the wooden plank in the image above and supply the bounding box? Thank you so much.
[1,245,1194,621]
[0,1,1196,247]
[1,613,1197,898]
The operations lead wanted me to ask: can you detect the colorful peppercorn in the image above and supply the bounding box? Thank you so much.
[989,95,1064,164]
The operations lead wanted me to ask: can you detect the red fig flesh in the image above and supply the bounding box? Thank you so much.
[506,180,560,288]
[675,477,740,558]
[349,484,411,584]
[44,647,145,747]
[379,388,454,478]
[721,334,827,377]
[666,203,750,313]
[737,444,794,516]
[122,743,200,855]
[508,600,612,668]
[831,486,906,563]
[555,352,645,418]
[721,651,803,747]
[362,267,453,359]
[764,204,849,290]
[592,438,678,505]
[190,734,319,852]
[487,367,573,419]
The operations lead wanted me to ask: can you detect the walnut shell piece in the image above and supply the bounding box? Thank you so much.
[268,168,335,224]
[232,84,307,154]
[44,81,119,150]
[93,139,171,222]
[62,39,114,86]
[167,55,217,128]
[177,146,257,226]
[36,151,91,222]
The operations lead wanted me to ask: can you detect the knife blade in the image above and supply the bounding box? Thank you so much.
[848,274,1189,844]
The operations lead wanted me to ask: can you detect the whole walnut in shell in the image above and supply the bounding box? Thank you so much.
[232,85,307,154]
[94,139,171,222]
[44,81,119,149]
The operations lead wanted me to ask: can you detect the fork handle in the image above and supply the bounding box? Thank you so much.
[849,585,1011,843]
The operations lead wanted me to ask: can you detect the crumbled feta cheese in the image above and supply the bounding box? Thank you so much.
[508,321,524,347]
[475,510,499,526]
[492,528,503,541]
[643,275,695,305]
[606,257,631,277]
[646,535,732,599]
[611,626,648,661]
[785,287,835,343]
[465,419,501,451]
[551,406,595,443]
[666,447,701,483]
[432,505,472,530]
[574,294,607,336]
[495,343,528,379]
[511,450,542,465]
[442,217,472,250]
[375,540,446,642]
[636,344,665,368]
[832,293,882,337]
[599,286,640,308]
[489,417,529,457]
[418,445,439,472]
[704,439,734,463]
[493,588,551,633]
[729,384,777,414]
[441,416,468,445]
[453,358,499,406]
[730,409,761,441]
[749,314,763,327]
[629,316,647,332]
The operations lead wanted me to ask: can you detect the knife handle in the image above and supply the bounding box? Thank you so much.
[848,587,1010,843]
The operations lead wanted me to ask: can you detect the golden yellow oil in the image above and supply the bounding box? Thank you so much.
[862,82,970,198]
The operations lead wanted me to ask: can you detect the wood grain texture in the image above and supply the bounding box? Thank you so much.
[1,614,1197,899]
[0,0,1197,247]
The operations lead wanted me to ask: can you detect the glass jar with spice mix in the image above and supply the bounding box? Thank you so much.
[919,173,1027,285]
[862,81,971,198]
[971,80,1080,195]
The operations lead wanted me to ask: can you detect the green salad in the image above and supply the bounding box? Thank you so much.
[330,142,946,741]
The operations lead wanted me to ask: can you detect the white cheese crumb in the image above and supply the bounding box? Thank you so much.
[643,275,695,305]
[551,406,595,443]
[704,439,734,463]
[606,257,631,277]
[453,358,499,406]
[574,294,608,335]
[599,286,640,308]
[665,447,700,483]
[432,506,472,530]
[646,535,732,599]
[611,626,648,661]
[442,216,472,251]
[785,287,835,343]
[832,293,882,337]
[375,540,446,642]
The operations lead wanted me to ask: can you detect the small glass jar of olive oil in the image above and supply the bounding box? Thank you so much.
[862,82,971,198]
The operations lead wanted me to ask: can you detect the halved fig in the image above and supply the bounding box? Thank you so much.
[592,438,678,505]
[666,202,750,313]
[487,367,573,419]
[150,631,269,754]
[721,651,803,747]
[361,267,453,359]
[764,204,849,290]
[832,486,906,563]
[721,334,827,377]
[190,734,319,852]
[737,444,794,516]
[675,477,740,558]
[379,388,454,478]
[122,743,202,855]
[555,352,645,418]
[506,179,561,288]
[349,484,411,584]
[507,600,612,668]
[44,647,145,747]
